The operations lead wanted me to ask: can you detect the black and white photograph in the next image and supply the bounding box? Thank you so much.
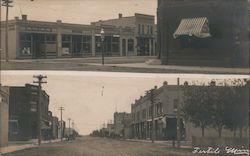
[0,0,249,156]
[0,71,249,156]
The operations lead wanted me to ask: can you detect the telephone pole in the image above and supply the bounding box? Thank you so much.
[33,75,47,145]
[0,0,2,83]
[2,0,13,62]
[72,120,74,136]
[176,77,181,148]
[68,118,71,136]
[58,106,64,141]
[149,88,156,143]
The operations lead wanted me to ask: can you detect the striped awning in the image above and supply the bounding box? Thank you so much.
[173,17,211,38]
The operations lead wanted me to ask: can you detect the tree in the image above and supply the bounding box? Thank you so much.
[182,84,214,137]
[183,79,249,138]
[223,79,249,138]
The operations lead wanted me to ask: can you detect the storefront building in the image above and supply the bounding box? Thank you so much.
[131,82,249,141]
[0,86,9,147]
[92,13,157,56]
[9,84,51,141]
[1,14,140,60]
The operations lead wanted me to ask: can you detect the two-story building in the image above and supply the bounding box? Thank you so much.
[8,84,51,141]
[113,112,131,138]
[131,81,249,141]
[92,13,156,56]
[0,86,9,147]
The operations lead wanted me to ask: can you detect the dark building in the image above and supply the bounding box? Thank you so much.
[0,86,9,147]
[158,0,249,67]
[9,84,51,141]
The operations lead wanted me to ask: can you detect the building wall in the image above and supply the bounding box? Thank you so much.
[158,0,249,67]
[91,14,136,28]
[131,82,249,141]
[1,16,137,59]
[114,112,131,138]
[9,84,50,141]
[0,86,9,147]
[1,22,18,60]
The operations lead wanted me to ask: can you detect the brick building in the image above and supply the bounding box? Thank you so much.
[158,0,249,67]
[114,112,132,138]
[1,13,156,60]
[92,13,156,56]
[8,84,51,141]
[131,81,249,141]
[0,86,9,147]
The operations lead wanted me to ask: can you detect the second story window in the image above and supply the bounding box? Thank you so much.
[173,99,178,112]
[138,24,141,34]
[142,109,146,119]
[142,25,145,35]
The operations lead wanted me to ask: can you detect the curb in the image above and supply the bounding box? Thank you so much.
[0,139,65,155]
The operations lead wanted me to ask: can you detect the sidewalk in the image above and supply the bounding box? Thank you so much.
[88,63,250,75]
[0,139,63,155]
[125,139,192,149]
[124,139,194,156]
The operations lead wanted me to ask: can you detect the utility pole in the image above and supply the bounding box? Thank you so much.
[2,0,13,62]
[33,75,47,145]
[68,118,71,136]
[149,88,156,143]
[58,106,64,141]
[0,0,2,83]
[176,77,181,148]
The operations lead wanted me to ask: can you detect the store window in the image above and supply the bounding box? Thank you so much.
[111,36,120,55]
[82,35,91,55]
[128,39,134,52]
[95,36,102,55]
[20,33,32,56]
[62,35,71,56]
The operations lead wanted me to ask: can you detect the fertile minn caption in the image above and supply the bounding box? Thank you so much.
[193,146,249,155]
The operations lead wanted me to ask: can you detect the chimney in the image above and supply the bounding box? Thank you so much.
[119,13,122,19]
[22,14,27,21]
[163,81,168,86]
[210,81,216,86]
[184,81,189,86]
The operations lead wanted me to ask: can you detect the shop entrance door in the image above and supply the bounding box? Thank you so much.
[32,34,45,58]
[122,39,126,56]
[72,35,82,57]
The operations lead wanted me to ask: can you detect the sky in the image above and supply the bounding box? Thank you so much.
[1,70,249,135]
[1,0,157,24]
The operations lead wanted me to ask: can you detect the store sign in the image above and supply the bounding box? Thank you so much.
[25,27,56,33]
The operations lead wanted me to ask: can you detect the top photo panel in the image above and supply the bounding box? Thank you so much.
[0,0,249,74]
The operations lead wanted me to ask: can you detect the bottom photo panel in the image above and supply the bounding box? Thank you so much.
[0,71,249,156]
